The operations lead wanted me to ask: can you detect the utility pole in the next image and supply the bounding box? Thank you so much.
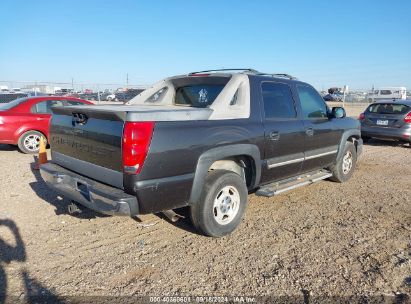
[126,73,129,89]
[71,78,74,93]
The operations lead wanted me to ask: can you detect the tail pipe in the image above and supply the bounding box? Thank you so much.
[162,209,184,222]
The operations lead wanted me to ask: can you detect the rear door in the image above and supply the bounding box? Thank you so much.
[29,100,65,136]
[260,81,306,183]
[295,84,342,173]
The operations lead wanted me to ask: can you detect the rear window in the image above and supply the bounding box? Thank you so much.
[0,97,29,110]
[380,90,392,95]
[172,76,230,108]
[367,103,410,114]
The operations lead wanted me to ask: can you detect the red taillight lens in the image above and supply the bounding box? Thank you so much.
[358,113,365,120]
[122,122,154,174]
[404,112,411,124]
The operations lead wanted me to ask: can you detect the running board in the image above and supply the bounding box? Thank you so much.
[256,170,333,197]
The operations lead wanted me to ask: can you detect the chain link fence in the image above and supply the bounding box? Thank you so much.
[0,80,408,105]
[0,80,148,103]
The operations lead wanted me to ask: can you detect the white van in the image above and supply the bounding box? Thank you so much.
[368,87,406,102]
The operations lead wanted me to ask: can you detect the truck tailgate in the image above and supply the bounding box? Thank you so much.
[50,106,124,188]
[49,104,213,188]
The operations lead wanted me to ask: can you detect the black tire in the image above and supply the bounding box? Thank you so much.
[362,136,371,143]
[17,130,44,154]
[190,170,248,237]
[329,141,357,183]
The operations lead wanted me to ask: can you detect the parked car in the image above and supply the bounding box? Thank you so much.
[115,88,144,102]
[0,93,29,103]
[323,93,343,102]
[105,93,116,101]
[367,87,406,102]
[359,100,411,145]
[40,69,362,237]
[0,96,93,153]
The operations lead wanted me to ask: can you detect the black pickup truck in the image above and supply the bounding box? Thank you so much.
[40,69,362,237]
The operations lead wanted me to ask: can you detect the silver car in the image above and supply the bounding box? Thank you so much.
[360,100,411,145]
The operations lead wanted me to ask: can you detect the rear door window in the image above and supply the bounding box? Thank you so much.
[32,100,64,113]
[367,103,410,114]
[261,82,297,119]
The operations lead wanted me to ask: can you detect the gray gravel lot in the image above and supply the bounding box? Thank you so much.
[0,104,410,303]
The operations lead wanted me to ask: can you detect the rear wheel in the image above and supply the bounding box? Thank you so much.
[329,141,357,183]
[190,170,248,237]
[17,131,44,154]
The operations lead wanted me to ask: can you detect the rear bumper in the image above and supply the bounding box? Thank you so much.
[361,125,411,142]
[40,162,139,216]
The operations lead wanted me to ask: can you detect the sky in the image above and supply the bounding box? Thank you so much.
[0,0,410,90]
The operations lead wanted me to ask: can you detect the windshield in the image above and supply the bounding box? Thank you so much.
[367,103,410,115]
[0,97,29,110]
[172,76,230,108]
[380,90,392,95]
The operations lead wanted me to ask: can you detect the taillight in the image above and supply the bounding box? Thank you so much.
[405,112,411,124]
[358,113,365,120]
[122,122,154,174]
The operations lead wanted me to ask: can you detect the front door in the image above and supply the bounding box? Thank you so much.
[260,81,306,184]
[295,84,342,173]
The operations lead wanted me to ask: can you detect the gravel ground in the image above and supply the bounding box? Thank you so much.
[0,105,410,303]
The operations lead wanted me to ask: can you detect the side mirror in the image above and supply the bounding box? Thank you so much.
[331,107,346,118]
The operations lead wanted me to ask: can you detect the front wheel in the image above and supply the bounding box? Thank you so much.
[329,141,357,183]
[190,170,248,237]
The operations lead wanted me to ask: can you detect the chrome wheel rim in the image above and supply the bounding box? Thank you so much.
[23,134,40,152]
[342,151,353,174]
[213,185,240,225]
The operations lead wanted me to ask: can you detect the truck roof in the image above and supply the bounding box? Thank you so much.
[186,68,298,81]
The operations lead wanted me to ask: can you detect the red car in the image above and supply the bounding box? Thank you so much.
[0,96,93,153]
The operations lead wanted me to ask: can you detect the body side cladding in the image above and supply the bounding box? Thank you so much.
[188,144,261,205]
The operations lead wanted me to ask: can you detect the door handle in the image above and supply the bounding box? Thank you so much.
[306,128,314,136]
[268,131,280,141]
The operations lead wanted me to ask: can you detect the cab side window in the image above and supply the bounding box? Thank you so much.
[261,82,297,119]
[297,85,328,119]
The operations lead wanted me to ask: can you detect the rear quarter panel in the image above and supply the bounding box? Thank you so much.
[125,119,265,213]
[0,112,49,144]
[13,113,50,140]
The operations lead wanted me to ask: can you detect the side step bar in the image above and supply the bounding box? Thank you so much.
[256,170,333,197]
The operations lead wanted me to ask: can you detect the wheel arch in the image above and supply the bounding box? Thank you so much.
[16,128,48,142]
[337,129,361,160]
[188,144,261,205]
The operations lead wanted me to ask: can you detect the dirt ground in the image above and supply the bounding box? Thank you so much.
[0,104,410,303]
